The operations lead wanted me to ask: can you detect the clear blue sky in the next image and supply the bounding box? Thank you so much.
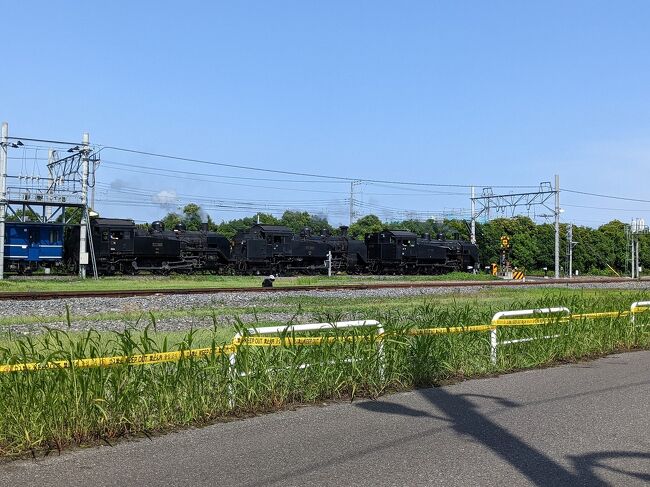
[3,1,650,228]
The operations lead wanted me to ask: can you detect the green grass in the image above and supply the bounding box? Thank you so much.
[1,288,649,457]
[0,288,632,331]
[0,272,495,293]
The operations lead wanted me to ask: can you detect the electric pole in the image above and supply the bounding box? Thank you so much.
[470,186,476,244]
[554,174,560,278]
[79,132,90,279]
[631,221,636,278]
[349,180,361,226]
[567,223,574,278]
[0,122,8,280]
[90,159,96,210]
[630,218,646,279]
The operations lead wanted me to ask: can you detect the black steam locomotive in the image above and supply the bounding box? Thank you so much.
[65,218,231,275]
[64,218,479,276]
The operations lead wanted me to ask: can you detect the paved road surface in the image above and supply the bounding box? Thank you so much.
[2,351,649,486]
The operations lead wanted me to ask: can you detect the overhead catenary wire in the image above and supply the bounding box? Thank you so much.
[98,144,541,189]
[563,188,650,204]
[9,134,650,227]
[102,163,475,198]
[563,203,650,212]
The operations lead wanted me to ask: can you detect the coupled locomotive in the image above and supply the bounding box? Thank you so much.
[5,217,479,276]
[65,218,231,275]
[365,230,479,274]
[230,224,369,275]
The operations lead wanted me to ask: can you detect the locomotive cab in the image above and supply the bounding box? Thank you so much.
[93,219,136,257]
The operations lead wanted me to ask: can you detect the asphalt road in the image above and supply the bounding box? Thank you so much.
[3,351,649,487]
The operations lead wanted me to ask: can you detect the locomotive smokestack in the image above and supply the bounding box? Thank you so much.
[202,222,208,232]
[424,233,431,240]
[339,226,348,236]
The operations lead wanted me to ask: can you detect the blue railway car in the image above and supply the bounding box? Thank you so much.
[4,222,65,274]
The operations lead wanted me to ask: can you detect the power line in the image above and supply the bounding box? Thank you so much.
[8,136,81,146]
[101,144,477,187]
[99,144,541,189]
[8,134,555,189]
[95,184,347,204]
[101,165,350,194]
[102,160,346,184]
[563,188,650,204]
[103,162,476,197]
[563,203,650,212]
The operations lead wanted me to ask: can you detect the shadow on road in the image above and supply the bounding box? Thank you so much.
[247,375,650,486]
[357,387,649,487]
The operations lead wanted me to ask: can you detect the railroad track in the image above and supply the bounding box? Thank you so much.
[0,277,640,301]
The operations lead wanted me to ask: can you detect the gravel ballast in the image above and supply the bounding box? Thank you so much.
[1,281,649,336]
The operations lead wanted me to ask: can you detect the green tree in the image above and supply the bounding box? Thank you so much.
[160,203,209,231]
[181,203,202,231]
[349,214,384,239]
[279,210,333,234]
[161,212,182,230]
[216,213,279,238]
[6,208,41,222]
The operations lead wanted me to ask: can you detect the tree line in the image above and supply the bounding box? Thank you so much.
[161,204,647,274]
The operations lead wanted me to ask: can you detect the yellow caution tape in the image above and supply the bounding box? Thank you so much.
[573,311,627,319]
[406,324,495,336]
[234,335,376,347]
[2,306,648,373]
[0,346,233,373]
[493,310,632,326]
[492,318,558,325]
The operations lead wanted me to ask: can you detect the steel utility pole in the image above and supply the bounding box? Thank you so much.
[470,186,476,244]
[0,122,8,280]
[349,180,361,226]
[90,159,96,210]
[46,149,55,221]
[634,235,641,279]
[78,132,90,279]
[554,174,560,279]
[629,218,646,279]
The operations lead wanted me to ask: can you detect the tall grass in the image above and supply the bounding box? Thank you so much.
[1,292,649,457]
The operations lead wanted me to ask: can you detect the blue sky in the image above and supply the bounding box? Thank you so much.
[3,1,650,227]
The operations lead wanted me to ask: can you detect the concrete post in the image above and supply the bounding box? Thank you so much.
[554,174,560,279]
[568,223,573,279]
[79,132,89,279]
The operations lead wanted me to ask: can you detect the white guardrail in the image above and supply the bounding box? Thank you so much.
[630,301,650,325]
[228,320,385,403]
[226,304,645,404]
[490,307,571,364]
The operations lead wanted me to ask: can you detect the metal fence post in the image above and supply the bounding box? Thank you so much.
[490,327,498,365]
[228,333,240,409]
[630,301,650,326]
[490,307,571,365]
